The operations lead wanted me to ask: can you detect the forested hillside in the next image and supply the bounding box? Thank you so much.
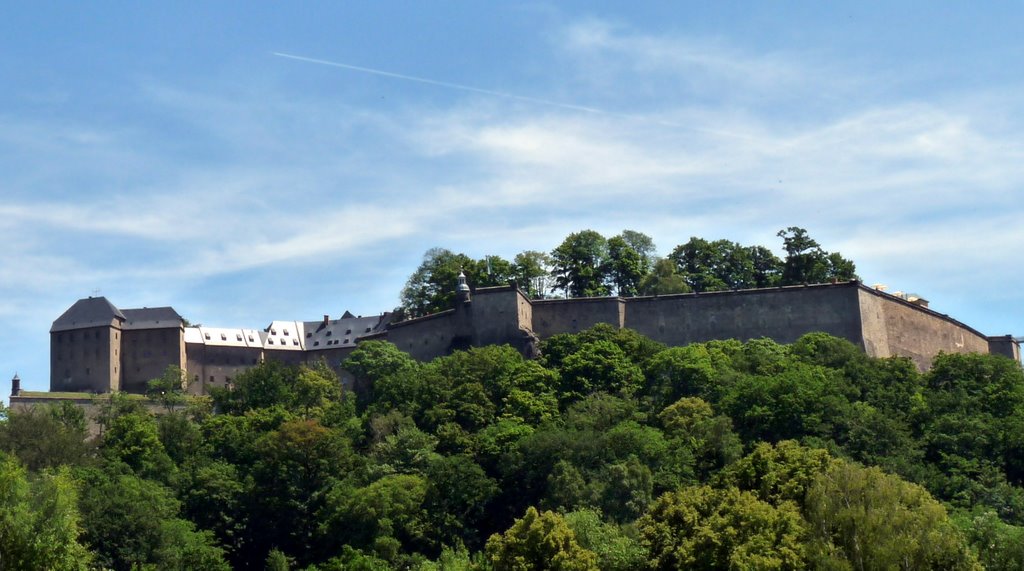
[3,327,1024,569]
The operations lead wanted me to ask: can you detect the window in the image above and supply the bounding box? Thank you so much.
[345,329,352,335]
[204,333,211,340]
[284,329,290,336]
[248,335,254,342]
[236,334,243,341]
[95,331,100,340]
[209,375,214,383]
[326,331,333,336]
[306,332,312,338]
[86,367,90,375]
[292,339,299,346]
[271,328,277,335]
[314,341,320,346]
[221,333,227,341]
[344,338,350,344]
[267,338,274,345]
[365,327,372,333]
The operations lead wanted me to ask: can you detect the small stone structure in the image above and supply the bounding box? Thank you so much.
[35,280,1022,398]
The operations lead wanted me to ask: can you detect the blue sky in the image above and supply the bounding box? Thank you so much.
[3,2,1023,396]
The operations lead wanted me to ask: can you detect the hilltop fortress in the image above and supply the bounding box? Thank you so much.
[39,276,1020,397]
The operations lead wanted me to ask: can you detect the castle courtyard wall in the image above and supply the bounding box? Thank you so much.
[623,283,865,349]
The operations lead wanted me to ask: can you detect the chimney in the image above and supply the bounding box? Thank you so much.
[323,314,330,327]
[11,373,21,397]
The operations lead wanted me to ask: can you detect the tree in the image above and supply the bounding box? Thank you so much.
[777,227,857,285]
[638,485,808,570]
[485,507,599,571]
[342,340,419,410]
[558,340,644,401]
[637,258,690,296]
[563,509,647,571]
[400,248,479,317]
[605,235,647,297]
[146,365,190,413]
[0,403,91,471]
[550,230,610,298]
[513,250,553,299]
[399,248,516,317]
[100,411,174,481]
[617,230,657,268]
[805,460,981,570]
[0,453,93,570]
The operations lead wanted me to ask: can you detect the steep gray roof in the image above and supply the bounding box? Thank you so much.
[303,313,392,351]
[51,297,125,332]
[121,307,183,330]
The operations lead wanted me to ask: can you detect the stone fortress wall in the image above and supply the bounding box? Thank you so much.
[40,279,1020,397]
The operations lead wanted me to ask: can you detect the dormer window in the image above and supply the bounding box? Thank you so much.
[284,329,290,336]
[326,331,333,336]
[271,328,277,335]
[306,332,312,338]
[345,329,352,335]
[204,333,210,340]
[314,341,320,346]
[236,334,243,341]
[292,339,299,346]
[267,339,274,345]
[221,333,227,341]
[248,335,254,342]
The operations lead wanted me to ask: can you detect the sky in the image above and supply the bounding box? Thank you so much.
[2,2,1023,396]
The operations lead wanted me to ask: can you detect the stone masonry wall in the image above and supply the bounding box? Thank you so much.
[857,287,991,370]
[623,283,865,348]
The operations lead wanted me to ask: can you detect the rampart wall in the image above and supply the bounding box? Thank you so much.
[858,288,991,370]
[531,297,625,339]
[623,283,864,348]
[386,310,461,362]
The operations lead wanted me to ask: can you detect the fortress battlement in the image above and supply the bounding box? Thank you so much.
[41,279,1020,396]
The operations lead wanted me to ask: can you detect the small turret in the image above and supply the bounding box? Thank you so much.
[11,373,21,397]
[456,270,471,304]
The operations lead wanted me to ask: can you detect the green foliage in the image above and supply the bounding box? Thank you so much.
[10,320,1024,569]
[485,507,599,571]
[959,510,1024,570]
[0,403,92,471]
[563,509,647,571]
[718,441,837,506]
[550,230,610,298]
[512,250,553,299]
[101,411,174,481]
[399,248,515,317]
[146,365,190,412]
[638,484,808,570]
[637,257,690,296]
[605,234,648,296]
[76,466,184,570]
[805,460,981,570]
[777,226,857,285]
[0,453,92,570]
[559,340,644,401]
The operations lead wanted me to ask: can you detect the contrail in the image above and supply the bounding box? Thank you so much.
[272,51,692,128]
